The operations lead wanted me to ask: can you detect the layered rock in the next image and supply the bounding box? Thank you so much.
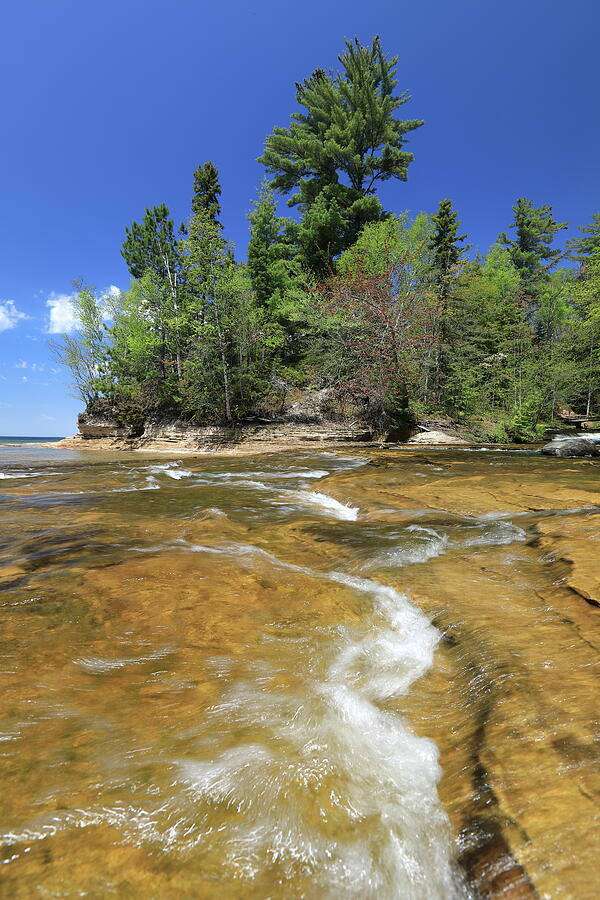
[67,409,374,451]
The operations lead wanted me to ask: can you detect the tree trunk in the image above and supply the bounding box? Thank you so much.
[213,303,232,421]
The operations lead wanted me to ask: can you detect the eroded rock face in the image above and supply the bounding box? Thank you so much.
[542,437,599,457]
[77,412,136,439]
[73,411,374,449]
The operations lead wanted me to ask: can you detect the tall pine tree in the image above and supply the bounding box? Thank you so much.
[247,183,296,309]
[191,161,222,225]
[258,36,423,274]
[121,205,185,380]
[429,198,467,298]
[121,204,181,280]
[568,212,600,266]
[498,198,567,291]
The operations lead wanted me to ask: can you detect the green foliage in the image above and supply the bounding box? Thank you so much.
[568,212,600,265]
[54,39,600,442]
[49,284,109,404]
[429,198,467,294]
[507,393,546,442]
[102,276,163,399]
[247,182,297,313]
[337,211,434,279]
[498,197,567,290]
[121,204,181,281]
[258,36,423,272]
[445,248,531,415]
[563,247,600,415]
[191,161,222,225]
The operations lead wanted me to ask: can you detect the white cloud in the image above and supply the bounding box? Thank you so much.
[45,286,119,334]
[41,413,56,421]
[15,359,27,369]
[46,292,80,334]
[21,375,28,382]
[0,300,28,332]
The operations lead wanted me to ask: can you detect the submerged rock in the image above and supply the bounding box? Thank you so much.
[541,437,599,457]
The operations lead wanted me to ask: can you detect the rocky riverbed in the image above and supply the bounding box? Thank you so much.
[0,443,598,898]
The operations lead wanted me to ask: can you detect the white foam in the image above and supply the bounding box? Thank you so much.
[0,471,62,479]
[454,447,534,453]
[363,526,449,570]
[291,490,359,520]
[4,485,466,896]
[74,647,175,673]
[143,462,193,480]
[215,468,330,480]
[162,467,193,479]
[173,564,461,897]
[461,520,526,548]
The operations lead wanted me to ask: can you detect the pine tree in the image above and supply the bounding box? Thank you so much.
[429,199,467,296]
[121,204,184,380]
[247,183,296,309]
[191,161,222,225]
[121,204,181,280]
[567,247,600,415]
[567,212,600,266]
[498,198,567,289]
[258,36,423,273]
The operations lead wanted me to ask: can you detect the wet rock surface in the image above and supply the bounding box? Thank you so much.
[542,436,599,457]
[325,449,600,899]
[0,445,598,898]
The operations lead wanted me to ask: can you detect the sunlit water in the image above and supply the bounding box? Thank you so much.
[1,443,599,898]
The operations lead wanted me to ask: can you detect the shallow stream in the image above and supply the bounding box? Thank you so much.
[0,445,598,898]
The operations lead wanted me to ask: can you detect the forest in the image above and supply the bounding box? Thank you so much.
[55,37,600,442]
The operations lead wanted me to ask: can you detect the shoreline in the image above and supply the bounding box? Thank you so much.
[50,432,483,456]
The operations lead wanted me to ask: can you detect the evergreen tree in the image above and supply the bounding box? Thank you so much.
[423,199,467,402]
[258,36,423,273]
[498,198,567,290]
[567,212,600,266]
[182,208,273,422]
[429,199,467,293]
[247,183,296,308]
[121,204,185,381]
[446,248,532,425]
[567,247,600,415]
[121,203,181,280]
[191,161,222,225]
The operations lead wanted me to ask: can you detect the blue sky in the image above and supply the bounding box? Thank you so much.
[1,0,598,435]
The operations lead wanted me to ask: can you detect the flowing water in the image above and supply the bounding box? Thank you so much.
[0,443,599,898]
